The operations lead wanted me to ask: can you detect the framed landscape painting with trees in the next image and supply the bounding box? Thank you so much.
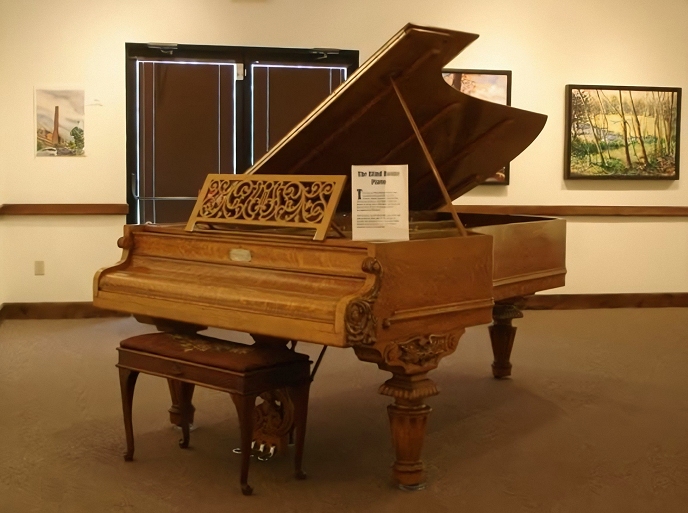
[443,69,512,184]
[565,84,681,180]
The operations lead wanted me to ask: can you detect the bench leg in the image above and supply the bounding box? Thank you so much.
[118,367,139,461]
[177,381,195,449]
[291,382,310,480]
[231,393,258,496]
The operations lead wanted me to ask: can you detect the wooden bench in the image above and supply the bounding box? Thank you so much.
[116,332,311,496]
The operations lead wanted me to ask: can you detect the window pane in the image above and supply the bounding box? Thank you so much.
[139,62,236,199]
[251,64,347,163]
[139,199,197,224]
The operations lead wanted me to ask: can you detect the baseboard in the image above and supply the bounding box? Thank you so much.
[1,295,686,324]
[0,302,130,321]
[523,293,688,310]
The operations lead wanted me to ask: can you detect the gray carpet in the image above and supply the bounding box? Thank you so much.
[1,309,687,512]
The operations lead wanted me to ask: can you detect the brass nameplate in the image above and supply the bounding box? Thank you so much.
[185,174,346,241]
[229,248,252,262]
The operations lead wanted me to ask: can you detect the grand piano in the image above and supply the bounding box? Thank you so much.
[94,24,566,489]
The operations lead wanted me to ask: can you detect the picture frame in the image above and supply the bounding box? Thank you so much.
[34,88,86,157]
[442,69,512,184]
[565,84,681,180]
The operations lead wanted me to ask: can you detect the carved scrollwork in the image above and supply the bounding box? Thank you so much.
[383,333,459,369]
[253,389,294,439]
[345,258,383,347]
[201,178,336,224]
[186,175,347,240]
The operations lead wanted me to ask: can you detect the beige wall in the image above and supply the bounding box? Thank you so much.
[0,0,686,302]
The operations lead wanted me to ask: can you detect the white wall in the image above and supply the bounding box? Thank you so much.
[0,0,686,302]
[1,217,124,302]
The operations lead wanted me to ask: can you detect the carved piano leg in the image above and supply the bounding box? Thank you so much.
[177,381,195,449]
[138,321,204,429]
[353,329,463,490]
[380,374,438,490]
[488,301,524,379]
[167,379,196,428]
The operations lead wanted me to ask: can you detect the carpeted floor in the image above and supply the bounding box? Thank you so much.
[1,309,687,512]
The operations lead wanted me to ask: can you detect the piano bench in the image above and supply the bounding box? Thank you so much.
[116,332,312,496]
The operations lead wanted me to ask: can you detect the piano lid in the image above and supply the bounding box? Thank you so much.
[247,23,547,212]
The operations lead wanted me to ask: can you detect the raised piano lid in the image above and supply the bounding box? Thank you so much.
[247,23,547,212]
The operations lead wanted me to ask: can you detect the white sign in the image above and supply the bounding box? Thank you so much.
[351,164,409,241]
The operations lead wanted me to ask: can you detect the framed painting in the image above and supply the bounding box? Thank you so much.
[565,85,681,180]
[443,69,512,184]
[35,88,85,157]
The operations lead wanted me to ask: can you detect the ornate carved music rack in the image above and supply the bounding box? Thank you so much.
[186,174,346,241]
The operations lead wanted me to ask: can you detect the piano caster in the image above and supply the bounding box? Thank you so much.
[173,423,197,432]
[295,470,307,480]
[398,482,426,492]
[124,451,134,462]
[241,484,253,496]
[492,363,512,379]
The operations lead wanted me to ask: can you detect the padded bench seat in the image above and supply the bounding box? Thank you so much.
[117,332,311,495]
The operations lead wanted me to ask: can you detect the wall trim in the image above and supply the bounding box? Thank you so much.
[0,204,128,215]
[0,302,130,321]
[454,205,688,217]
[1,295,686,323]
[3,204,683,217]
[1,204,684,217]
[523,293,688,310]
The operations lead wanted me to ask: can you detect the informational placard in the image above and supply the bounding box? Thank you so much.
[351,164,409,241]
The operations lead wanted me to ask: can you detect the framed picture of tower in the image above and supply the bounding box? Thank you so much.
[565,84,681,179]
[35,88,85,157]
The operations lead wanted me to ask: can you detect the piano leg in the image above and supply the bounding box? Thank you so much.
[354,330,462,490]
[380,374,438,490]
[167,379,196,427]
[488,301,524,379]
[132,319,205,428]
[177,381,195,449]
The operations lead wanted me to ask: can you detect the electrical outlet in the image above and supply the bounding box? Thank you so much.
[34,260,45,276]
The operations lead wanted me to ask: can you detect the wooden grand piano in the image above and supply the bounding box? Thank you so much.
[94,24,566,489]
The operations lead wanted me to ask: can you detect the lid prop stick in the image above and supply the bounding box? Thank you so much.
[391,79,467,236]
